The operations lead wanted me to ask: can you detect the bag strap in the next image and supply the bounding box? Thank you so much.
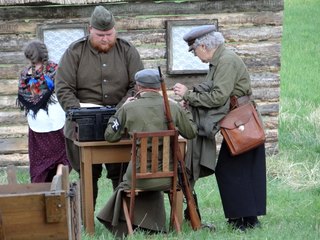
[230,95,251,110]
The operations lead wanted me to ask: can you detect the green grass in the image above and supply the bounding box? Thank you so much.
[279,0,320,174]
[1,0,320,239]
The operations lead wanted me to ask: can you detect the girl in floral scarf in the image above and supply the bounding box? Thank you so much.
[17,40,71,183]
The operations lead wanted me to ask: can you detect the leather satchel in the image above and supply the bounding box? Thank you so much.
[219,102,266,156]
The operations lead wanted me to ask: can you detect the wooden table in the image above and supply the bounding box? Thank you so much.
[74,139,186,235]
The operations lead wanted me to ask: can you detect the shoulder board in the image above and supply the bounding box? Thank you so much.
[117,37,133,47]
[68,36,89,50]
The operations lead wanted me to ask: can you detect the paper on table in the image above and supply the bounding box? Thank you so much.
[80,103,103,108]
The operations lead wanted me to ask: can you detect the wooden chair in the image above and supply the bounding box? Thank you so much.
[122,129,181,235]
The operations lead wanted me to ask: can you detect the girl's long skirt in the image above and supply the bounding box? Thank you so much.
[28,127,71,183]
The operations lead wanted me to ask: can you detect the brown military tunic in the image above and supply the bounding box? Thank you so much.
[55,35,144,207]
[55,36,144,140]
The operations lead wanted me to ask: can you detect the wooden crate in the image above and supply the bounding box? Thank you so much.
[0,166,81,240]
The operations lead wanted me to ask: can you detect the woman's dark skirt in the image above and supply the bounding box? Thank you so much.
[28,127,71,183]
[215,141,267,218]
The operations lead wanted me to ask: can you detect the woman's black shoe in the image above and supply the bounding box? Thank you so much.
[227,218,245,231]
[243,216,261,228]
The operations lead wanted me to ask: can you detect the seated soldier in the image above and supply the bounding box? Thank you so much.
[96,69,197,238]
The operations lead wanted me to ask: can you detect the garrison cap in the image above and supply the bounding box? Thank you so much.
[90,6,115,31]
[135,69,161,89]
[183,25,216,51]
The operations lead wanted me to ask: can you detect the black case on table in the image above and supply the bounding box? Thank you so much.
[66,107,116,141]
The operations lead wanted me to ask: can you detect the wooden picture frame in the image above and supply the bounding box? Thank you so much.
[37,23,88,63]
[166,19,218,75]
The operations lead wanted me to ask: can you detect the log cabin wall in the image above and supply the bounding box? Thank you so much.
[0,0,283,167]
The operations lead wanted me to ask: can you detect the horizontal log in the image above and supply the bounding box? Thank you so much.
[250,72,280,88]
[265,141,279,155]
[0,153,29,167]
[262,115,279,129]
[0,64,24,79]
[0,111,26,125]
[222,26,282,42]
[0,95,20,109]
[228,42,281,57]
[257,103,279,117]
[117,11,283,30]
[0,34,34,52]
[0,125,28,137]
[0,1,284,21]
[265,129,278,143]
[0,19,88,36]
[0,11,282,40]
[0,137,28,154]
[0,79,19,95]
[253,87,280,102]
[0,51,26,64]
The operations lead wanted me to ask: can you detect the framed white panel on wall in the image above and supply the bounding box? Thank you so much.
[37,24,88,64]
[166,19,218,75]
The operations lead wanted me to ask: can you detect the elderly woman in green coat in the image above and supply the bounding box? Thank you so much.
[173,25,266,231]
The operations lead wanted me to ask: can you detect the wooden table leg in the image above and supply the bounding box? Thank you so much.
[80,147,95,235]
[80,149,85,229]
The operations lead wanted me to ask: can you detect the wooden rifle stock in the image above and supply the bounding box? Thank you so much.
[158,66,201,230]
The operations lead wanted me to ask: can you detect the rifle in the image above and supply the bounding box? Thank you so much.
[158,66,201,230]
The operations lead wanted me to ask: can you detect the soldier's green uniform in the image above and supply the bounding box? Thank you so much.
[106,91,197,189]
[97,70,197,237]
[105,92,197,142]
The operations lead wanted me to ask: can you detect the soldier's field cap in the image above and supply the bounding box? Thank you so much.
[135,69,161,89]
[90,6,115,31]
[183,25,216,51]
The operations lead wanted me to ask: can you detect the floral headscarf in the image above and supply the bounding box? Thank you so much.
[17,61,58,118]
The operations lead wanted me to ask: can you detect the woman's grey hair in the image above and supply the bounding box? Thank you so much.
[193,31,225,50]
[24,40,48,64]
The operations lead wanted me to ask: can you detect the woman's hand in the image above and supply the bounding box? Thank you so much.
[179,100,189,110]
[173,83,188,97]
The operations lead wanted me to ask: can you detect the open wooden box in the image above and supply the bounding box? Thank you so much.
[0,165,81,240]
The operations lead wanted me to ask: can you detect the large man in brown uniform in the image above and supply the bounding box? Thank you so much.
[55,5,144,207]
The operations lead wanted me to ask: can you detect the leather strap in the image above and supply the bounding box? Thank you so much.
[230,95,251,110]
